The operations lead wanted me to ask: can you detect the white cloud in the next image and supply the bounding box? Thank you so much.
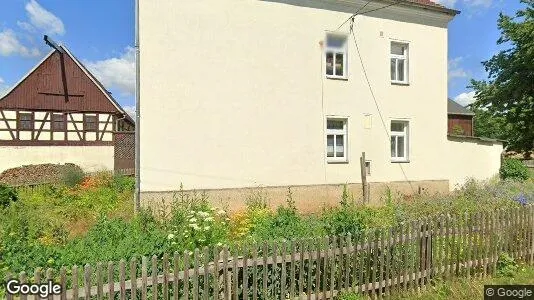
[84,47,136,96]
[17,21,36,33]
[0,77,10,98]
[435,0,492,8]
[123,105,136,119]
[0,29,41,57]
[454,91,477,106]
[448,57,468,82]
[25,0,65,36]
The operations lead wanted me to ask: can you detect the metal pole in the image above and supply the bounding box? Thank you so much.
[134,0,141,212]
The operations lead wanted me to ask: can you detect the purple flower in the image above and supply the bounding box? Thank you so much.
[514,193,528,206]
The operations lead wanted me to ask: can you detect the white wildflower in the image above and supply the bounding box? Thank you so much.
[197,211,210,218]
[189,217,197,223]
[204,217,214,222]
[167,234,175,240]
[216,209,226,216]
[216,242,223,247]
[204,226,211,231]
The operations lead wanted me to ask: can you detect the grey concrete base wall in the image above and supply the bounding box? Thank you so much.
[140,180,449,214]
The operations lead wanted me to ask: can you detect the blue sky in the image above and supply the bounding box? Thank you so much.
[0,0,526,113]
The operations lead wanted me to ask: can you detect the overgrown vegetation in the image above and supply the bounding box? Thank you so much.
[0,173,533,296]
[500,158,530,181]
[0,184,17,208]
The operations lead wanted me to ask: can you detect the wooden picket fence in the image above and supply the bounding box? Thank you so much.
[5,205,534,299]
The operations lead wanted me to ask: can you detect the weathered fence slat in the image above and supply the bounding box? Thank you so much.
[151,256,158,300]
[95,263,103,300]
[142,257,148,300]
[85,264,93,299]
[17,271,27,300]
[172,253,178,300]
[119,260,126,300]
[108,262,114,300]
[203,247,210,300]
[163,253,170,300]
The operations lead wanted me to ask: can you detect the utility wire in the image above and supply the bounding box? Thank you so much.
[349,18,415,192]
[335,0,404,31]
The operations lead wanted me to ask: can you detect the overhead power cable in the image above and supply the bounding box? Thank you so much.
[348,18,415,192]
[335,0,404,31]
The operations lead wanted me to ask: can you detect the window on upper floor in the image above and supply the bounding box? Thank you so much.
[18,113,33,131]
[326,118,348,162]
[52,113,65,131]
[390,120,409,162]
[84,115,97,132]
[390,42,409,84]
[325,33,348,79]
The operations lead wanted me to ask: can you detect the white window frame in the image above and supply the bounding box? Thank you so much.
[390,42,409,84]
[326,117,348,163]
[325,33,348,79]
[390,120,409,162]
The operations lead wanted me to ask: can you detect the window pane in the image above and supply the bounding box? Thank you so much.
[326,35,346,49]
[390,58,396,81]
[391,122,404,132]
[397,59,405,82]
[326,52,334,75]
[391,136,396,157]
[335,53,344,76]
[327,120,344,130]
[335,135,344,157]
[391,43,405,55]
[327,135,334,157]
[397,136,405,158]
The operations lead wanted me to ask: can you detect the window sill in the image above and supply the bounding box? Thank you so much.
[391,159,410,163]
[327,159,349,164]
[326,75,348,81]
[391,81,409,86]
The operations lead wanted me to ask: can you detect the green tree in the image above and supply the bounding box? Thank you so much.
[471,107,510,140]
[470,0,534,156]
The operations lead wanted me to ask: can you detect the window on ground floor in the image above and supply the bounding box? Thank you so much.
[326,118,348,162]
[390,120,409,162]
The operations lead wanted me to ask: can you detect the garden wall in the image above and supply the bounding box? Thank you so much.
[447,135,503,190]
[140,179,449,214]
[0,145,114,174]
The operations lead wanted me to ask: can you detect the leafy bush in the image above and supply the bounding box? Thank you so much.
[62,166,85,187]
[500,158,529,181]
[497,253,518,277]
[0,184,17,208]
[321,203,366,237]
[167,206,229,251]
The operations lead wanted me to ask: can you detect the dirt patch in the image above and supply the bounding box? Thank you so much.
[0,163,83,186]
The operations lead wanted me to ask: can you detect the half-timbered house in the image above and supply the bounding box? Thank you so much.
[0,45,134,174]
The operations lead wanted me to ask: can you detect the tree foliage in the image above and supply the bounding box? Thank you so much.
[470,0,534,153]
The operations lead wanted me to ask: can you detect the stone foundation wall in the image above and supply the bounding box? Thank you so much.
[140,180,449,214]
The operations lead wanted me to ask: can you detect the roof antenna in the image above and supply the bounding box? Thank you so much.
[44,35,65,53]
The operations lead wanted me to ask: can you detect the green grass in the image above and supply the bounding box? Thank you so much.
[339,263,534,300]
